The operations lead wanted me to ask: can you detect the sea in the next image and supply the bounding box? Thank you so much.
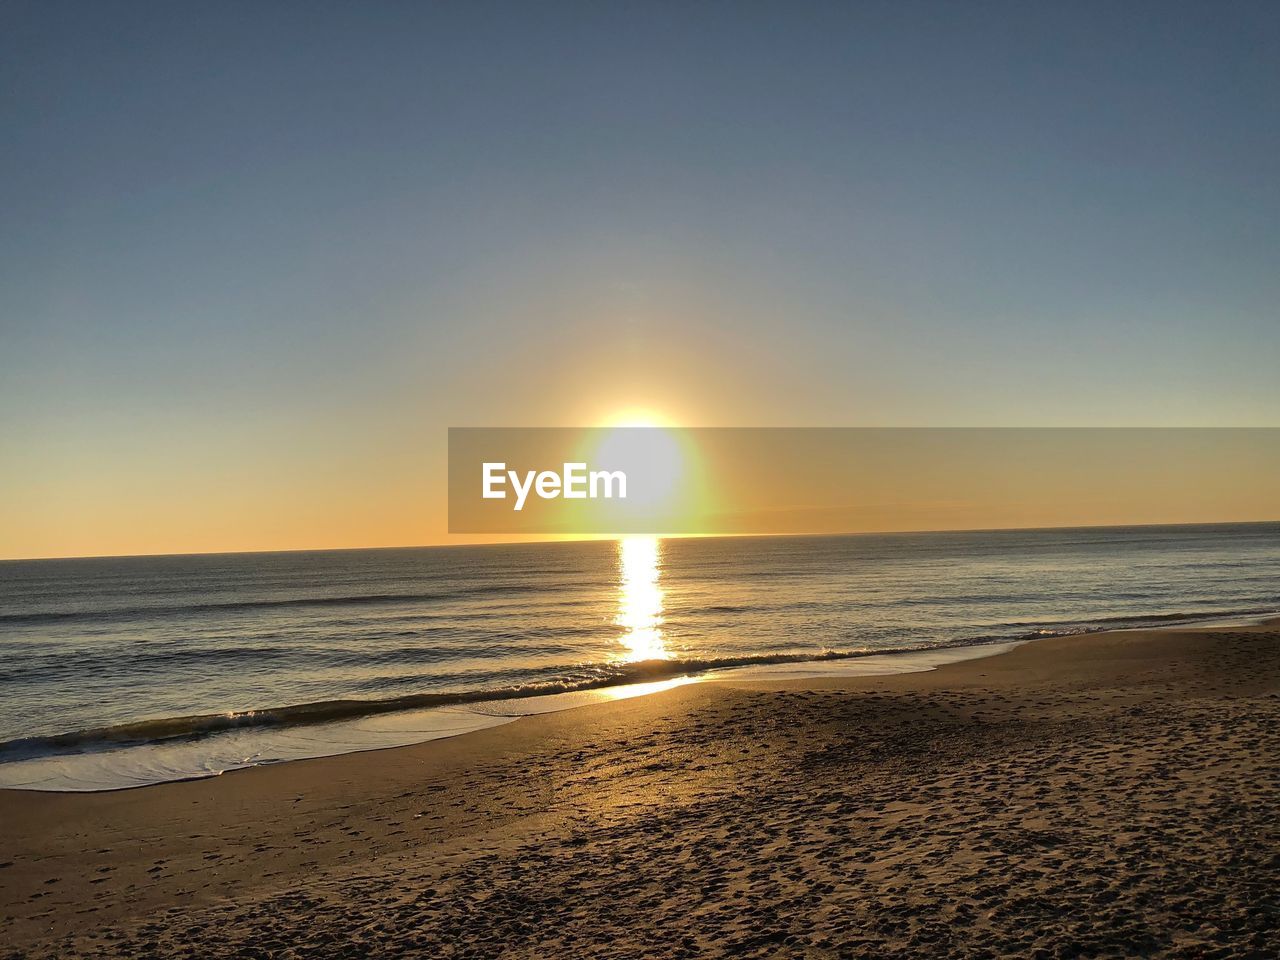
[2,523,1277,791]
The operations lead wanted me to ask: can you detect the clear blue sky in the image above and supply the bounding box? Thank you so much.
[2,1,1278,556]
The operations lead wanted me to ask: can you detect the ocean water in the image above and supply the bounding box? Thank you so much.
[1,523,1277,790]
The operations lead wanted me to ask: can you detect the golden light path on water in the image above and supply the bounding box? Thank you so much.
[615,535,667,662]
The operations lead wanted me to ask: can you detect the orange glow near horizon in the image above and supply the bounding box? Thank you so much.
[5,421,1280,560]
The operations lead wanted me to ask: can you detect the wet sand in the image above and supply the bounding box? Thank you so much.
[2,621,1278,958]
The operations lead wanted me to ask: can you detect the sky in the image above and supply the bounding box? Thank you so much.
[2,1,1278,559]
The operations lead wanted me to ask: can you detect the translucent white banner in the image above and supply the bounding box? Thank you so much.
[448,427,1280,535]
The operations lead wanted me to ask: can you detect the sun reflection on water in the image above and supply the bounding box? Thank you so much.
[615,536,667,661]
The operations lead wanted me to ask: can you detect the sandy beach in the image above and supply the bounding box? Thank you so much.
[2,621,1277,958]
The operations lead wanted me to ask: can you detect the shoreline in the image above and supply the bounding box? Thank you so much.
[0,637,1025,794]
[2,619,1277,957]
[5,604,1275,793]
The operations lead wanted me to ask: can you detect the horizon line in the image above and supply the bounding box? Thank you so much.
[3,517,1278,564]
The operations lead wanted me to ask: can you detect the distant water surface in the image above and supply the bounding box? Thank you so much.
[1,523,1277,789]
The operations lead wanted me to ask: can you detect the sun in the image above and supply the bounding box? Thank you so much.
[575,406,705,532]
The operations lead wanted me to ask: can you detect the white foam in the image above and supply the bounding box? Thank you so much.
[0,707,515,792]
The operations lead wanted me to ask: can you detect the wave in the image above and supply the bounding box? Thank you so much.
[0,633,612,684]
[0,582,555,625]
[1086,606,1279,625]
[1004,606,1279,631]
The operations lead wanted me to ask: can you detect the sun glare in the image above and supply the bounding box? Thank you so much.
[599,407,675,429]
[615,535,667,661]
[571,408,696,529]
